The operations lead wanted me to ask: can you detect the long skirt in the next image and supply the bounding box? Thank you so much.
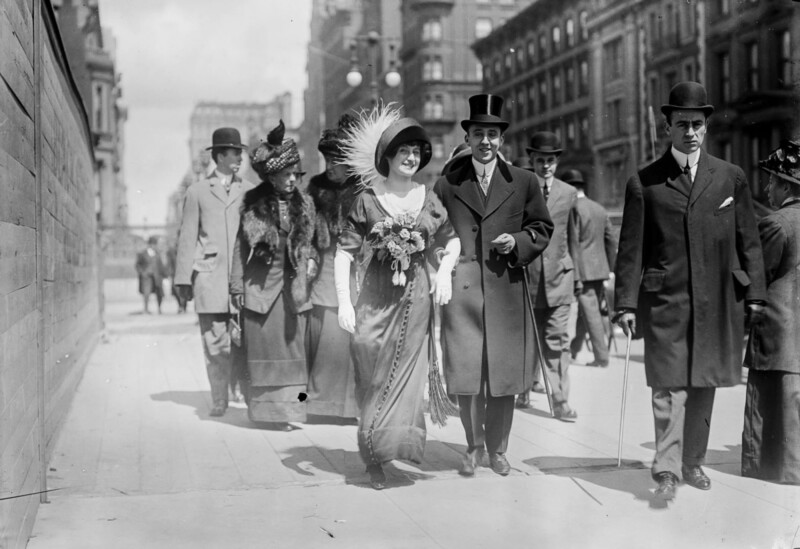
[742,369,800,485]
[243,293,307,424]
[352,260,431,466]
[306,306,358,418]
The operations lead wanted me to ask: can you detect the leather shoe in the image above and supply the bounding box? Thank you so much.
[209,402,227,417]
[367,463,386,490]
[515,393,531,409]
[682,465,711,490]
[654,471,678,500]
[489,453,510,476]
[554,404,578,422]
[532,381,546,394]
[459,448,484,476]
[587,360,609,368]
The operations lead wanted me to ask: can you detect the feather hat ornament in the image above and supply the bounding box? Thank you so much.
[250,119,300,179]
[341,103,431,191]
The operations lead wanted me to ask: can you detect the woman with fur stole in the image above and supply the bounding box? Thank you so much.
[230,121,317,429]
[305,114,360,419]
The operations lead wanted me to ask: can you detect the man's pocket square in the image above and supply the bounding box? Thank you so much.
[719,197,733,209]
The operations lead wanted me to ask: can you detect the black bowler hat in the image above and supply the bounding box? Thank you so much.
[460,94,509,132]
[660,82,714,118]
[526,131,563,155]
[560,168,586,186]
[206,127,247,150]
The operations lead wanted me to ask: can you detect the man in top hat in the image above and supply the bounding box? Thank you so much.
[516,132,582,419]
[614,82,766,500]
[433,94,553,476]
[563,169,617,368]
[175,127,255,417]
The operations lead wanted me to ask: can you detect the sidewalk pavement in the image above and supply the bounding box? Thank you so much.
[27,280,800,548]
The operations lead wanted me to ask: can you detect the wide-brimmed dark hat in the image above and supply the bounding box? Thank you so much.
[560,168,586,186]
[660,82,714,118]
[526,131,563,155]
[318,113,357,161]
[759,139,800,186]
[206,127,247,151]
[375,118,432,177]
[460,94,509,132]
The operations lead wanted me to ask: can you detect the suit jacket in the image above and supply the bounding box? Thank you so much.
[175,173,254,313]
[135,247,166,290]
[434,160,553,396]
[614,149,766,387]
[574,194,617,282]
[744,200,800,374]
[528,178,582,308]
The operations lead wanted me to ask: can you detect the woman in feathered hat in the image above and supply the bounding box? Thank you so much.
[305,114,361,419]
[334,104,460,489]
[742,139,800,485]
[230,120,318,429]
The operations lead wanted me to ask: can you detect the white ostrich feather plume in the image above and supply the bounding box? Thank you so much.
[341,102,402,191]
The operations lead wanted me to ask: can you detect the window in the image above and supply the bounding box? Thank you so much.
[566,19,575,48]
[567,120,576,148]
[539,33,547,61]
[92,83,108,132]
[684,62,694,82]
[579,10,589,41]
[433,95,444,119]
[718,0,730,15]
[565,65,575,102]
[719,140,732,162]
[665,70,678,92]
[476,62,484,82]
[517,89,526,120]
[423,95,444,120]
[423,56,443,81]
[580,114,589,146]
[746,42,759,91]
[432,137,445,159]
[475,18,493,40]
[527,40,535,62]
[552,70,562,106]
[750,136,762,195]
[528,83,536,116]
[516,45,525,69]
[422,19,442,42]
[552,25,561,53]
[778,30,791,88]
[606,99,622,136]
[494,58,502,79]
[539,79,548,111]
[604,38,623,80]
[505,51,513,75]
[579,58,589,96]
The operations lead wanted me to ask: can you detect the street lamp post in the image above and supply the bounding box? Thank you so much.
[346,31,401,106]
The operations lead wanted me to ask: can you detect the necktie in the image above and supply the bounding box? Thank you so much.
[543,184,549,201]
[480,170,489,195]
[683,161,693,184]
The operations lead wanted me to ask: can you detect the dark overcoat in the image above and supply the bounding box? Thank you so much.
[615,149,766,387]
[744,200,800,374]
[433,160,553,396]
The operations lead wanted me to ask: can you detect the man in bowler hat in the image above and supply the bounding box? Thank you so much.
[563,169,617,368]
[517,132,582,419]
[433,94,553,476]
[175,127,254,417]
[614,82,766,499]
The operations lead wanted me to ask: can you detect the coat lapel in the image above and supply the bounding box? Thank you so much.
[660,152,691,198]
[227,175,243,207]
[454,163,486,217]
[688,151,715,207]
[484,162,514,219]
[208,174,229,204]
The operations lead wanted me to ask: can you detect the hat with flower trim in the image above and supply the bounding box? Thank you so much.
[759,139,800,186]
[250,120,300,178]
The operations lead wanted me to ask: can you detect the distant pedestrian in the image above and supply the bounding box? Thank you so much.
[305,114,360,420]
[135,236,167,314]
[614,82,766,500]
[518,132,582,420]
[563,169,617,368]
[742,139,800,485]
[174,127,253,418]
[231,121,317,429]
[434,94,553,477]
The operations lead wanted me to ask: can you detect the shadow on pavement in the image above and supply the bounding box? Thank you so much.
[109,321,197,336]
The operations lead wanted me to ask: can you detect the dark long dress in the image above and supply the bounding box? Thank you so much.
[339,188,454,465]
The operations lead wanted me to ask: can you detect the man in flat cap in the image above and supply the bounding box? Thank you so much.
[175,127,254,417]
[434,94,553,477]
[614,82,766,500]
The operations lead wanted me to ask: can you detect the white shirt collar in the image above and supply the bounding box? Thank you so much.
[670,147,700,170]
[214,169,233,184]
[472,157,498,181]
[535,173,553,188]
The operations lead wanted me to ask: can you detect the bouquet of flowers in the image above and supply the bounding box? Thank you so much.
[369,213,425,286]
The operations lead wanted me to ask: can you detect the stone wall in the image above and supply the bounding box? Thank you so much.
[0,1,99,546]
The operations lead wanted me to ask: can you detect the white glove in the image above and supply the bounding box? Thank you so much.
[334,250,356,333]
[431,238,460,306]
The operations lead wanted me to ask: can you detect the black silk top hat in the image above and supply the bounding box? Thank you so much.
[206,127,247,150]
[660,82,715,118]
[560,168,586,185]
[526,131,563,155]
[460,94,509,132]
[375,118,432,177]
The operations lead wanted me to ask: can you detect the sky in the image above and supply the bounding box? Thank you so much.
[96,0,313,227]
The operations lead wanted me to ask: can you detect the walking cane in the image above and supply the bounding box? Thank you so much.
[617,330,633,467]
[523,268,555,417]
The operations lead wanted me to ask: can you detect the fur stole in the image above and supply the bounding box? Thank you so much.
[307,173,359,250]
[241,182,317,307]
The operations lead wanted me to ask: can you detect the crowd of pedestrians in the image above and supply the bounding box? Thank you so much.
[166,81,799,496]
